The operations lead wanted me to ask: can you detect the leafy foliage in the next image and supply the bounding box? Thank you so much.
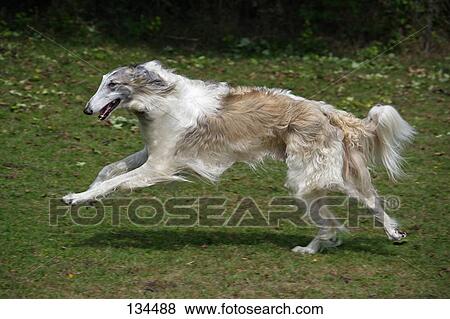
[1,0,449,53]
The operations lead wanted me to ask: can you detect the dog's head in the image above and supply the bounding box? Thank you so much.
[84,61,176,120]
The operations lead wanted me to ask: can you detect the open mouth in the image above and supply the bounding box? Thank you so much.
[98,99,121,120]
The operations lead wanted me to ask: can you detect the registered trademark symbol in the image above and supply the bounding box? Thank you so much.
[385,196,400,210]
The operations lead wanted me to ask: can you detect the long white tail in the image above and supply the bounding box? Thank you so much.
[366,105,415,180]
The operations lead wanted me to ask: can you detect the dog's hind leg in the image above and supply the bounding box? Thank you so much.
[344,182,407,241]
[285,154,345,255]
[342,153,407,242]
[284,124,347,254]
[291,191,344,254]
[89,148,148,189]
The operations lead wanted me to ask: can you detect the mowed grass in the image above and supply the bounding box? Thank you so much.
[0,36,449,298]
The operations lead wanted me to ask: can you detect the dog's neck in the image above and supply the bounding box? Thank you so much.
[172,78,228,125]
[132,77,229,164]
[135,77,228,126]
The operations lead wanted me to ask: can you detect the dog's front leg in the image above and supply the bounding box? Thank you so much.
[88,148,148,189]
[63,163,176,205]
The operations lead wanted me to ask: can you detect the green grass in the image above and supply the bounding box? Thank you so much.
[0,36,449,298]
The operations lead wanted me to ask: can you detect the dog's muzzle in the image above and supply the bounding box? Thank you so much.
[83,104,93,115]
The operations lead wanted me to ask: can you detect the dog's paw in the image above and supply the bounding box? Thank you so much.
[385,227,407,241]
[62,192,93,206]
[320,237,343,248]
[291,246,317,254]
[62,193,76,205]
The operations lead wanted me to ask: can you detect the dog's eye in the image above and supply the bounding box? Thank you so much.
[108,82,118,89]
[151,79,164,86]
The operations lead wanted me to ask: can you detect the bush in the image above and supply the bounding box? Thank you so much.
[1,0,448,54]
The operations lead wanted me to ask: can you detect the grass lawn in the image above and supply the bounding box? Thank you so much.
[0,36,449,298]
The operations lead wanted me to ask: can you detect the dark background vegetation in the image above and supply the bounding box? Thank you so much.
[1,0,449,54]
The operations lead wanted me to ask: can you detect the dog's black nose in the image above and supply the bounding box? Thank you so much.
[83,107,93,115]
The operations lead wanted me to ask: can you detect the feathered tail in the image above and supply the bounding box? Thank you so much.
[316,101,415,186]
[365,104,415,180]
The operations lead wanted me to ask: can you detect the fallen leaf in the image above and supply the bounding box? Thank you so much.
[144,280,176,292]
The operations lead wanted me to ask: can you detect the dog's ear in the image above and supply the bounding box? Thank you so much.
[134,65,165,86]
[133,64,175,93]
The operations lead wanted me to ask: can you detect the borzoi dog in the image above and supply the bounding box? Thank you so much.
[63,61,415,254]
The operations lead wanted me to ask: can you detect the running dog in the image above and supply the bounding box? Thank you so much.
[63,61,415,254]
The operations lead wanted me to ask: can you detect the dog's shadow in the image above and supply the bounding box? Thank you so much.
[76,228,395,255]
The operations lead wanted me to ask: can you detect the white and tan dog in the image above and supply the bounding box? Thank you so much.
[63,61,415,254]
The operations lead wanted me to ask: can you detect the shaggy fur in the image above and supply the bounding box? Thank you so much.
[63,61,415,254]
